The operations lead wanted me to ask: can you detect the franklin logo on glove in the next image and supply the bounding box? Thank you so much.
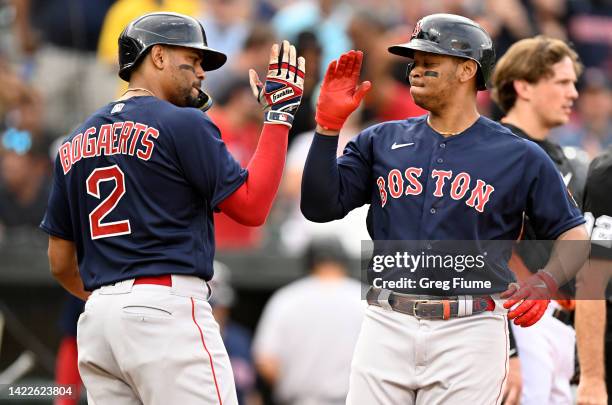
[271,88,295,104]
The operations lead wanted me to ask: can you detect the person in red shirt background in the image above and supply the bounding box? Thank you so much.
[209,78,265,250]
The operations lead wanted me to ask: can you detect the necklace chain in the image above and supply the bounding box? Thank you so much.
[427,116,459,136]
[121,87,156,98]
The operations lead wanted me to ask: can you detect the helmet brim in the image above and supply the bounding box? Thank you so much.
[194,45,228,71]
[388,39,455,59]
[118,43,227,82]
[157,42,228,71]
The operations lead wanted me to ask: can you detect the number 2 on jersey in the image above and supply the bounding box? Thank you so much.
[86,165,131,240]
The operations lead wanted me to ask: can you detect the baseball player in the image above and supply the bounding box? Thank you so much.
[301,13,589,404]
[491,35,585,405]
[40,12,305,404]
[575,147,612,405]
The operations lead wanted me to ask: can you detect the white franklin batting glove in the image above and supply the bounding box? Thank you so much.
[249,40,306,127]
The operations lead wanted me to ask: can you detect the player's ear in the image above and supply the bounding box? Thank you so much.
[150,45,166,71]
[512,79,532,102]
[457,59,478,85]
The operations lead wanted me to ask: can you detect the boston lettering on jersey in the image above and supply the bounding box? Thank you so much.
[376,168,495,212]
[58,121,160,174]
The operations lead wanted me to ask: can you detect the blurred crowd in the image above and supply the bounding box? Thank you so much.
[0,0,609,404]
[0,0,609,253]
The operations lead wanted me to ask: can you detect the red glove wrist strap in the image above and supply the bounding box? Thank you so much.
[315,109,346,131]
[536,270,558,293]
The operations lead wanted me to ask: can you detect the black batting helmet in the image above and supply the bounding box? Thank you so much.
[118,12,227,82]
[388,13,495,90]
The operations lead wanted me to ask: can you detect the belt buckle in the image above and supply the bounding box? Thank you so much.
[412,300,431,319]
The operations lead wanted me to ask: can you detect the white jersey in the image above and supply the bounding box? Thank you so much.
[253,276,365,404]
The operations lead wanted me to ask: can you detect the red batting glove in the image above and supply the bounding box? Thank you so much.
[315,50,372,131]
[501,271,558,327]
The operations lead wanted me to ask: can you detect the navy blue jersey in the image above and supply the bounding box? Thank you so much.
[337,115,583,241]
[302,115,585,294]
[40,96,247,290]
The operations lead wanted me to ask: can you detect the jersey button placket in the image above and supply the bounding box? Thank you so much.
[437,143,446,164]
[431,142,445,214]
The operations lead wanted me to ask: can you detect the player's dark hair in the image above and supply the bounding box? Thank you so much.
[296,30,321,57]
[491,36,583,113]
[215,76,251,106]
[303,236,349,274]
[242,25,276,51]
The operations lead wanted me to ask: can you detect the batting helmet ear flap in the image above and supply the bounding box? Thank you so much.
[405,62,415,84]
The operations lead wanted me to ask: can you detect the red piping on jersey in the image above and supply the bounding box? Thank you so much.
[219,123,289,226]
[191,297,223,405]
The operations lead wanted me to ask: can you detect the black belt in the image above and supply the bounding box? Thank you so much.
[366,288,494,320]
[552,307,573,326]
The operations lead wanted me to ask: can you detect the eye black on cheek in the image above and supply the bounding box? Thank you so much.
[178,64,196,74]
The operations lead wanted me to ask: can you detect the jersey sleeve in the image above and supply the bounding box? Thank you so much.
[335,127,375,211]
[170,110,247,208]
[523,142,585,239]
[39,155,74,240]
[301,128,373,222]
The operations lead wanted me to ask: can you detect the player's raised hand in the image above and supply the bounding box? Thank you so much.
[315,50,372,132]
[501,270,558,327]
[249,40,306,127]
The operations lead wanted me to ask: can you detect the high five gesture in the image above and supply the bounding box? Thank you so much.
[315,50,372,133]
